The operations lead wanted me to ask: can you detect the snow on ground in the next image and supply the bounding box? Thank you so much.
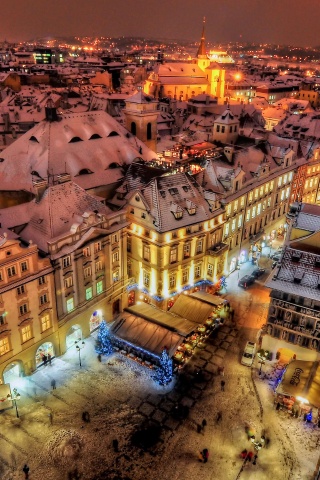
[1,273,320,479]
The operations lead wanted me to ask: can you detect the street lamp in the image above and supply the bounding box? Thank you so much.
[7,388,21,418]
[75,341,85,368]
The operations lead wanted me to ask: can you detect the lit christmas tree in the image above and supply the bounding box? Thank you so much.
[154,348,173,386]
[95,320,114,356]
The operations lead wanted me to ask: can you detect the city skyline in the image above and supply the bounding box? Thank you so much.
[2,0,320,47]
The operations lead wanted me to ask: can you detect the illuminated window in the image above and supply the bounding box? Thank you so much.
[246,210,250,222]
[0,337,10,355]
[83,247,90,257]
[41,314,51,332]
[86,287,93,300]
[112,252,119,263]
[252,206,256,218]
[169,274,176,289]
[38,275,46,285]
[96,281,103,295]
[21,325,32,343]
[127,236,131,252]
[182,269,189,284]
[113,271,119,282]
[207,264,213,276]
[196,239,203,254]
[248,192,253,202]
[143,271,150,288]
[195,264,201,278]
[184,243,191,258]
[170,248,178,263]
[231,219,236,232]
[257,204,261,215]
[238,214,243,228]
[66,298,74,312]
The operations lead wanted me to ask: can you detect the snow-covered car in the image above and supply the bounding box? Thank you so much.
[241,341,256,367]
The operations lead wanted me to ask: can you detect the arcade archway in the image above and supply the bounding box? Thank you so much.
[66,325,82,350]
[35,342,55,368]
[3,361,24,387]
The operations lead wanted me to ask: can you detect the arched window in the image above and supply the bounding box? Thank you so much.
[147,122,152,140]
[89,133,102,140]
[107,131,119,137]
[69,137,83,143]
[131,122,136,136]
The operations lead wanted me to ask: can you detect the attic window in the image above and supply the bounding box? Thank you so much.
[292,252,301,263]
[294,269,304,283]
[315,258,320,268]
[160,190,166,198]
[108,162,120,169]
[173,211,183,219]
[29,136,39,143]
[169,187,179,196]
[182,185,190,192]
[187,207,196,215]
[69,136,83,143]
[108,131,119,137]
[78,168,93,175]
[89,133,102,139]
[0,158,4,163]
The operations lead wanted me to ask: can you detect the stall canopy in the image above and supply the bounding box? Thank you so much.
[170,295,213,324]
[276,360,320,408]
[189,291,225,307]
[125,304,197,337]
[110,312,184,358]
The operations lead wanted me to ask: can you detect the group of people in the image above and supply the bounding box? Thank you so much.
[40,352,52,366]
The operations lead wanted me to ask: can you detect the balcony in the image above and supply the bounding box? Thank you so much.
[206,242,229,257]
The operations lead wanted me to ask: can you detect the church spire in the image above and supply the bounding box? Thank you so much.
[196,17,207,58]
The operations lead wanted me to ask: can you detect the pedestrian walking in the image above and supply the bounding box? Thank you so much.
[202,448,209,463]
[221,380,225,391]
[265,437,270,448]
[260,435,265,447]
[97,354,102,362]
[48,353,52,365]
[253,454,258,465]
[240,449,248,459]
[201,419,207,431]
[246,451,253,463]
[43,354,48,366]
[48,412,53,425]
[112,439,119,452]
[82,411,90,423]
[216,411,222,423]
[51,378,56,390]
[22,464,30,479]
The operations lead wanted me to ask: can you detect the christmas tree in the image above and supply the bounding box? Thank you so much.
[154,348,173,386]
[95,320,114,356]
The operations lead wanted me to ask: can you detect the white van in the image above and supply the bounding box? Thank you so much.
[241,341,256,367]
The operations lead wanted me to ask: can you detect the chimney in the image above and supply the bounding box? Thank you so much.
[45,98,59,122]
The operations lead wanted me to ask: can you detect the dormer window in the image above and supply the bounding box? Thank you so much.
[69,137,83,143]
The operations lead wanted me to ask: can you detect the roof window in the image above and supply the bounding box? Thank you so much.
[108,131,119,137]
[69,136,83,143]
[89,133,102,139]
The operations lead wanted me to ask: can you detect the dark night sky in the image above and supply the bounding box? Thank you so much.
[2,0,320,46]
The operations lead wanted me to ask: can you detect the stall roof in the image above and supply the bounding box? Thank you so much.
[189,291,225,307]
[170,295,213,324]
[110,312,183,358]
[276,360,320,408]
[125,304,197,336]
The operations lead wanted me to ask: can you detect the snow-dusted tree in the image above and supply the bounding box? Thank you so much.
[95,320,114,356]
[154,348,173,386]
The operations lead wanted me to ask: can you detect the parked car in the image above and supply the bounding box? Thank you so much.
[251,267,266,278]
[238,274,255,289]
[241,341,257,367]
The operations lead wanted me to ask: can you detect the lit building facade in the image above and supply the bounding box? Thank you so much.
[0,232,57,383]
[262,203,320,362]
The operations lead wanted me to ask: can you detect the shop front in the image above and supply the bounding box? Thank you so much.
[35,342,55,368]
[275,359,320,419]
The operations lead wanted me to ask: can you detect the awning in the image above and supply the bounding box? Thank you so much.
[110,312,183,358]
[170,295,214,324]
[276,360,320,408]
[189,291,225,307]
[126,304,197,337]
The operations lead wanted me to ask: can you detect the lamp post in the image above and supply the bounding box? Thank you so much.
[75,341,85,368]
[7,388,21,418]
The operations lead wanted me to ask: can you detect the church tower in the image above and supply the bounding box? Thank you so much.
[123,91,158,152]
[196,18,211,72]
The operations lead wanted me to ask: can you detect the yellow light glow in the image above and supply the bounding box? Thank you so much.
[165,233,171,243]
[234,73,242,81]
[150,269,157,296]
[296,396,309,404]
